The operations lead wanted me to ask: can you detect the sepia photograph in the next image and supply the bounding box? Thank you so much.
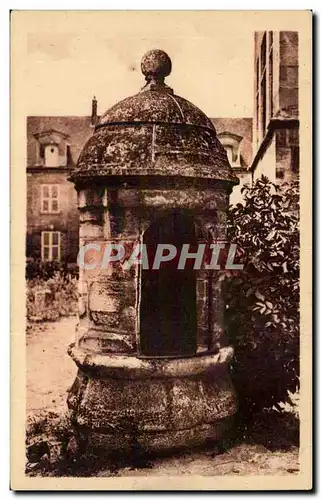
[10,10,312,490]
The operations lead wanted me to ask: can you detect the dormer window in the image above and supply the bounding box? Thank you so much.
[225,145,234,165]
[218,131,243,167]
[45,144,59,167]
[33,129,70,167]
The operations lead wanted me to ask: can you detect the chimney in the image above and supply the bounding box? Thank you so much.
[91,96,98,126]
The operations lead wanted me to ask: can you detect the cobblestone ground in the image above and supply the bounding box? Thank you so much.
[26,318,299,477]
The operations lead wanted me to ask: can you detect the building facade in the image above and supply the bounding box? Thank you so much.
[26,102,252,262]
[26,114,95,263]
[251,31,299,182]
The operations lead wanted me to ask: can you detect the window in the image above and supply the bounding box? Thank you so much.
[41,185,59,213]
[66,144,72,165]
[260,33,267,74]
[39,143,45,162]
[218,132,242,167]
[41,231,61,261]
[269,50,274,118]
[34,129,70,167]
[255,58,260,142]
[291,146,300,174]
[256,57,260,90]
[44,144,59,167]
[255,32,270,142]
[224,145,234,165]
[260,70,267,137]
[268,31,274,119]
[276,168,285,180]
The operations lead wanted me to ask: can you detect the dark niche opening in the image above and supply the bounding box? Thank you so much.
[140,212,197,357]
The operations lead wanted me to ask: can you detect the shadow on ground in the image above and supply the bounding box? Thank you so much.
[239,410,299,451]
[26,409,299,478]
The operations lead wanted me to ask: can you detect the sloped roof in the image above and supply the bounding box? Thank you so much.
[27,116,94,167]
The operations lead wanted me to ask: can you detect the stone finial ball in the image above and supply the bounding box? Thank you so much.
[141,50,172,81]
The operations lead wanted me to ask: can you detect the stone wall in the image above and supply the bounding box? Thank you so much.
[279,32,299,118]
[251,31,299,183]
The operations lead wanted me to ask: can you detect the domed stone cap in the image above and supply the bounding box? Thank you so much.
[71,50,239,186]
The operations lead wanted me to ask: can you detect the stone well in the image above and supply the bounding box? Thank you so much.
[67,49,239,453]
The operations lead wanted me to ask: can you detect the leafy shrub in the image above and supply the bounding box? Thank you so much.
[26,410,75,475]
[27,271,78,322]
[223,176,300,418]
[26,259,79,281]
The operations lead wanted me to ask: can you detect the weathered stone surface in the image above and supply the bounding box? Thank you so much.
[196,276,210,350]
[67,356,237,452]
[139,188,228,211]
[68,345,234,379]
[84,418,233,454]
[72,124,238,184]
[88,279,137,330]
[98,90,215,129]
[79,331,136,354]
[79,222,104,239]
[141,49,172,83]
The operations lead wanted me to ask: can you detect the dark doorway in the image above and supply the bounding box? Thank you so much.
[140,212,197,357]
